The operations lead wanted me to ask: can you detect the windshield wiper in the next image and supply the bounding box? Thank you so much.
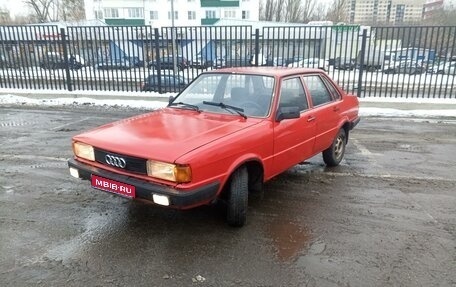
[168,102,200,112]
[202,101,247,119]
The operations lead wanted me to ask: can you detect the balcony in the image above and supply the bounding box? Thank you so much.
[200,0,239,7]
[201,18,220,25]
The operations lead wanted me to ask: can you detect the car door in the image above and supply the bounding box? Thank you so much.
[302,74,342,154]
[272,77,316,175]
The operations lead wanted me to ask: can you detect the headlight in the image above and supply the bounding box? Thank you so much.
[146,160,191,183]
[73,142,95,161]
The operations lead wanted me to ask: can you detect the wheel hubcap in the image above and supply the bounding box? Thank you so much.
[334,136,344,159]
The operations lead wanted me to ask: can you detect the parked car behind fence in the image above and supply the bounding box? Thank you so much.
[141,73,188,92]
[148,56,189,71]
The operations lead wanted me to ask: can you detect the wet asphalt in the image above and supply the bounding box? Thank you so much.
[0,105,455,287]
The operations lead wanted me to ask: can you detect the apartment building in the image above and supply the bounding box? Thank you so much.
[444,0,456,9]
[348,0,427,24]
[423,0,444,19]
[84,0,259,27]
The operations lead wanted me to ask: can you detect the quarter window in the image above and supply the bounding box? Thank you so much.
[322,77,341,100]
[304,75,334,106]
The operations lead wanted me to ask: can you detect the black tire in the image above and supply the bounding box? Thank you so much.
[226,166,248,227]
[323,129,346,167]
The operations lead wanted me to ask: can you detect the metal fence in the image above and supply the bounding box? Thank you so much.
[1,24,455,98]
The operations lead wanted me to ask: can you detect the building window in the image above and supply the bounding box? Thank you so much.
[150,11,158,20]
[168,11,179,20]
[94,10,103,19]
[104,8,119,18]
[188,11,196,20]
[206,10,216,18]
[395,4,405,23]
[242,10,250,19]
[128,8,143,18]
[224,10,236,18]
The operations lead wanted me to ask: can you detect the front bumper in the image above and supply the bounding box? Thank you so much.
[68,158,220,209]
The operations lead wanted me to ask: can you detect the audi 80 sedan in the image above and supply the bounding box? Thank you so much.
[68,67,360,227]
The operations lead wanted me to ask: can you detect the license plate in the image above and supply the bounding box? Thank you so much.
[91,175,136,198]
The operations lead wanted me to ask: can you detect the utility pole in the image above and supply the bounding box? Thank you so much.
[170,0,177,74]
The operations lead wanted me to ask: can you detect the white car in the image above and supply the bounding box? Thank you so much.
[287,58,329,71]
[427,61,456,74]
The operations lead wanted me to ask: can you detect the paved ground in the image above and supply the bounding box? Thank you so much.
[0,105,455,287]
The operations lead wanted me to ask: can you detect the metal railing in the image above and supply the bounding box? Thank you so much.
[0,24,455,98]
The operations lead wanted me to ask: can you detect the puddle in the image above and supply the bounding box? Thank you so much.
[267,220,312,262]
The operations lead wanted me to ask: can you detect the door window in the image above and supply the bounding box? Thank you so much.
[279,77,308,111]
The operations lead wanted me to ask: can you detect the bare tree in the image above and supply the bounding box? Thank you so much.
[0,8,11,24]
[23,0,56,22]
[301,0,319,23]
[59,0,85,21]
[326,0,349,23]
[310,3,327,21]
[261,0,277,21]
[260,0,325,23]
[23,0,85,23]
[275,0,285,22]
[285,0,303,22]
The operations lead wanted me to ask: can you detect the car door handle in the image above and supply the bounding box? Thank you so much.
[307,115,316,122]
[333,106,340,112]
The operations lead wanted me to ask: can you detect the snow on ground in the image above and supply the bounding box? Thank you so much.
[0,91,455,118]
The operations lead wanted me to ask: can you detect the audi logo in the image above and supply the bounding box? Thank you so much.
[105,154,127,168]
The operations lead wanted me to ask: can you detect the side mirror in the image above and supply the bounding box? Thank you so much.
[168,96,174,105]
[276,106,300,121]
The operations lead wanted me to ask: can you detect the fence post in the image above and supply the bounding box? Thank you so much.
[254,29,260,67]
[60,28,73,92]
[154,28,162,94]
[357,28,368,98]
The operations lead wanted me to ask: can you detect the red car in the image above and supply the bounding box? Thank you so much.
[68,67,360,227]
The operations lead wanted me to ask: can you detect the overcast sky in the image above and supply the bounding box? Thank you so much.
[0,0,29,17]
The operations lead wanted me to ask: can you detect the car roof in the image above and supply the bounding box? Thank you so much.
[204,67,324,77]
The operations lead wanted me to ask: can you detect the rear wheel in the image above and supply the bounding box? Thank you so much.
[226,166,248,227]
[323,129,346,167]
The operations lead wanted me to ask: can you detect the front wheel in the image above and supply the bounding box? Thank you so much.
[226,167,248,227]
[323,129,346,167]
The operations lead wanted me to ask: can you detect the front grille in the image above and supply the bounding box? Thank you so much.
[94,148,147,174]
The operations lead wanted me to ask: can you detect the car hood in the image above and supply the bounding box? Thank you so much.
[73,108,263,162]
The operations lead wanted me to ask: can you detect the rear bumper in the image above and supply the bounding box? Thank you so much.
[350,117,361,130]
[68,158,220,209]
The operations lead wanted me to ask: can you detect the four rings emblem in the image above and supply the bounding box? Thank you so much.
[105,154,126,168]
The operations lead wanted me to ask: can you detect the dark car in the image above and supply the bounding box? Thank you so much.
[285,56,305,66]
[124,56,144,68]
[0,54,10,69]
[40,54,83,70]
[334,57,356,70]
[219,55,252,68]
[96,59,133,70]
[148,56,189,71]
[383,61,425,75]
[141,74,188,93]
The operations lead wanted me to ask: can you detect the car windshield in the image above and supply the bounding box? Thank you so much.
[172,73,275,118]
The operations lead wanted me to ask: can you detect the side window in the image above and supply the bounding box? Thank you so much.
[279,77,308,111]
[303,75,334,107]
[322,77,342,101]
